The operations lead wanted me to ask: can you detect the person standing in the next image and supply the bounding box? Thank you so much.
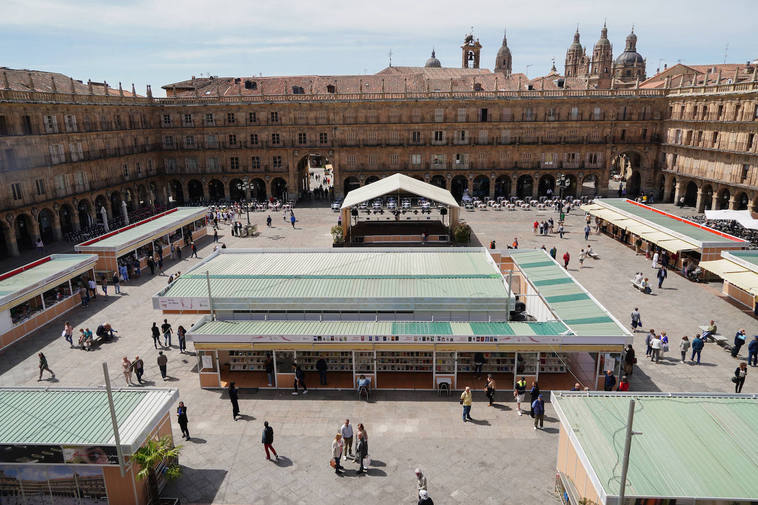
[657,266,667,289]
[112,271,120,294]
[678,336,691,363]
[88,277,97,299]
[266,215,272,227]
[157,351,168,380]
[290,214,296,229]
[734,362,748,393]
[62,321,74,348]
[630,308,642,332]
[558,225,565,239]
[604,370,616,391]
[578,249,586,268]
[228,381,240,420]
[161,319,173,347]
[177,401,190,440]
[691,334,705,364]
[650,333,662,363]
[651,250,659,269]
[264,354,275,386]
[562,251,570,268]
[177,326,187,353]
[151,322,161,349]
[340,419,354,460]
[732,329,747,358]
[473,352,485,377]
[514,376,527,415]
[331,434,344,474]
[415,469,428,497]
[191,242,198,258]
[645,329,655,357]
[529,381,540,418]
[36,237,44,254]
[549,246,557,259]
[532,394,545,430]
[584,224,591,241]
[316,356,328,385]
[356,423,368,451]
[122,357,133,386]
[37,352,54,381]
[213,229,219,242]
[484,375,496,407]
[618,376,630,391]
[133,356,144,384]
[533,220,539,234]
[147,256,156,275]
[623,345,635,376]
[292,363,308,395]
[100,275,108,296]
[262,421,278,461]
[355,432,368,474]
[749,336,758,367]
[460,386,473,422]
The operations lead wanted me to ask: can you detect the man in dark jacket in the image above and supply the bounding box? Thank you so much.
[292,363,308,395]
[228,382,240,420]
[604,370,617,391]
[748,336,758,367]
[732,329,747,358]
[691,334,705,364]
[316,356,328,385]
[623,344,635,376]
[150,322,160,349]
[262,421,277,461]
[355,432,368,474]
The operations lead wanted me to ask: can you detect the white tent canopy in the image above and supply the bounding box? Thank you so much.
[704,209,758,230]
[340,173,460,210]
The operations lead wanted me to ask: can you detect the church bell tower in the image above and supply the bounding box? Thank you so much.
[461,31,482,69]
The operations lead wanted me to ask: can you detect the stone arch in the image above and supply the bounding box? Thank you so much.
[78,199,93,228]
[170,179,185,204]
[430,175,446,189]
[343,176,361,196]
[735,191,749,210]
[94,195,108,223]
[698,184,712,210]
[187,179,204,202]
[538,174,555,197]
[668,177,677,203]
[123,188,135,211]
[611,151,643,197]
[450,175,468,201]
[494,176,511,197]
[565,174,578,197]
[717,187,731,210]
[627,171,641,198]
[472,175,490,198]
[137,184,148,208]
[15,213,34,250]
[59,204,75,234]
[208,179,225,201]
[365,176,380,185]
[251,178,267,201]
[149,182,161,207]
[582,174,598,196]
[657,174,666,202]
[229,178,244,201]
[37,208,55,243]
[271,177,288,200]
[110,191,122,214]
[516,175,533,199]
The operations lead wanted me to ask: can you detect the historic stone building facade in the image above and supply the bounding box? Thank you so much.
[1,32,757,257]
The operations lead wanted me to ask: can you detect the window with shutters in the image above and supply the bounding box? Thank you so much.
[271,133,280,145]
[249,112,257,123]
[163,136,174,148]
[162,114,171,126]
[165,158,176,172]
[185,136,195,147]
[228,134,237,146]
[35,179,45,195]
[250,133,258,145]
[227,113,236,124]
[347,155,356,167]
[502,108,513,121]
[298,132,307,144]
[411,131,421,143]
[44,115,58,133]
[457,108,467,122]
[251,156,260,169]
[64,114,77,132]
[185,158,197,171]
[54,174,67,195]
[183,114,192,125]
[433,131,444,143]
[434,109,444,122]
[272,156,282,168]
[49,144,65,164]
[270,111,279,123]
[205,113,214,125]
[230,157,239,170]
[410,154,421,165]
[206,135,217,148]
[478,130,488,144]
[432,154,445,167]
[122,164,129,178]
[207,157,218,171]
[319,132,328,144]
[11,183,22,200]
[390,153,399,167]
[570,107,579,120]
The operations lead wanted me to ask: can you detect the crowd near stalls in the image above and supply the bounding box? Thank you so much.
[153,248,629,392]
[75,208,207,276]
[582,198,747,280]
[0,254,97,350]
[688,211,758,247]
[338,174,461,245]
[0,388,178,505]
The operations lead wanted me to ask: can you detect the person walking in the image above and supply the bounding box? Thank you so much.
[630,308,642,332]
[734,362,748,393]
[266,215,272,227]
[484,374,496,407]
[262,421,278,461]
[228,381,240,420]
[578,249,586,268]
[213,229,219,242]
[177,326,187,353]
[122,357,133,385]
[732,329,747,358]
[292,363,308,395]
[650,333,662,363]
[340,419,354,460]
[623,344,635,376]
[529,381,540,418]
[657,266,667,289]
[679,336,691,363]
[157,351,168,380]
[331,433,344,474]
[691,334,705,364]
[514,376,527,415]
[415,469,428,497]
[191,242,198,258]
[290,214,296,229]
[562,251,570,269]
[460,386,473,422]
[584,224,591,241]
[62,321,74,348]
[532,394,545,430]
[177,401,190,440]
[549,246,557,259]
[132,356,144,384]
[161,319,173,347]
[264,354,275,386]
[100,275,108,296]
[558,225,565,239]
[112,271,120,294]
[645,329,655,357]
[151,322,161,349]
[37,352,54,381]
[604,370,617,391]
[749,336,758,367]
[355,432,368,474]
[316,356,328,385]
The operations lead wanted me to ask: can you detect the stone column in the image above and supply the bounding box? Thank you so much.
[29,217,41,243]
[663,176,674,203]
[3,221,19,256]
[489,175,496,199]
[728,195,737,210]
[673,182,683,205]
[51,212,63,241]
[695,189,704,213]
[711,192,720,211]
[71,208,81,233]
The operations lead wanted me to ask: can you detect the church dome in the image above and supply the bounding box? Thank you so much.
[425,50,441,68]
[615,28,643,66]
[568,29,582,51]
[594,23,611,49]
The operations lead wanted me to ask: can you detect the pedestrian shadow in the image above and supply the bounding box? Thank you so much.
[274,456,293,467]
[164,376,180,381]
[136,380,157,386]
[236,414,255,421]
[187,437,207,444]
[492,404,511,411]
[467,418,491,426]
[369,459,386,467]
[541,427,559,434]
[543,416,559,423]
[364,468,387,477]
[162,467,226,504]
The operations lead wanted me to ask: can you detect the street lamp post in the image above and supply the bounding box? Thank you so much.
[236,179,252,225]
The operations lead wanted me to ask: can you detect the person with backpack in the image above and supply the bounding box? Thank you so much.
[262,421,278,461]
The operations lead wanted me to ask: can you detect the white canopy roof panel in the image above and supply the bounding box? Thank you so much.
[341,173,460,209]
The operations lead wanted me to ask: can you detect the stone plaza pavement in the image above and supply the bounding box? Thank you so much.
[0,201,756,504]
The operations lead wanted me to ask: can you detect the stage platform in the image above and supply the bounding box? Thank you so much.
[350,221,450,245]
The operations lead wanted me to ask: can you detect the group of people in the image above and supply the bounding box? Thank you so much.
[459,376,547,430]
[332,419,369,475]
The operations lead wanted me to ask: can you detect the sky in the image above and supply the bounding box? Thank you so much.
[1,0,757,97]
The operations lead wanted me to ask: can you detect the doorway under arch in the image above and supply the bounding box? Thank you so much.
[187,179,204,202]
[472,175,490,198]
[735,192,749,210]
[430,175,446,189]
[582,175,598,196]
[59,204,74,234]
[271,178,288,200]
[170,180,185,204]
[626,171,641,198]
[15,214,34,250]
[229,179,244,201]
[494,176,511,198]
[208,179,225,201]
[697,183,710,209]
[717,188,731,210]
[538,175,555,197]
[37,209,55,242]
[450,175,468,201]
[343,177,360,196]
[516,175,533,199]
[78,200,93,228]
[251,178,267,201]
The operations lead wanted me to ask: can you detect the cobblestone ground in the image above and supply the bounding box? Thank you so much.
[0,201,754,505]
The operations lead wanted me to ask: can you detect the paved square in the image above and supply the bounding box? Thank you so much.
[0,201,755,505]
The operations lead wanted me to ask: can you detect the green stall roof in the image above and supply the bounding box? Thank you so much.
[0,388,179,454]
[509,250,628,337]
[0,254,97,308]
[724,249,758,271]
[553,393,758,501]
[598,199,745,246]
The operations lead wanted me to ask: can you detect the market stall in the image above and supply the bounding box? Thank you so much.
[0,254,97,350]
